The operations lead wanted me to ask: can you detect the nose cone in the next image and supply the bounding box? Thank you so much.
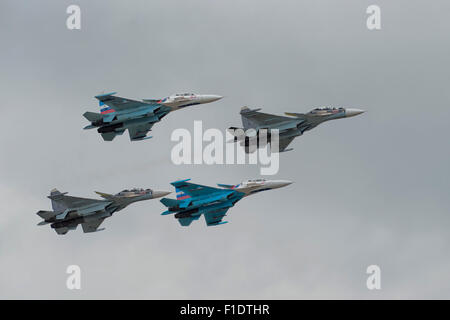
[345,108,365,118]
[202,94,223,103]
[271,180,293,189]
[152,191,171,199]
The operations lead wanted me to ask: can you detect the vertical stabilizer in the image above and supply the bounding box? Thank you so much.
[240,106,262,130]
[48,189,68,212]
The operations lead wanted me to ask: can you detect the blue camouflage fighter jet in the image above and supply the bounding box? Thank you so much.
[160,178,292,227]
[83,92,222,141]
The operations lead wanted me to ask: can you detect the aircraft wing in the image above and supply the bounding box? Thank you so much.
[53,221,78,235]
[49,195,104,210]
[275,136,296,152]
[178,215,200,227]
[54,226,77,235]
[81,218,106,233]
[128,123,153,141]
[95,93,153,111]
[204,208,229,226]
[128,122,154,141]
[171,179,225,198]
[241,107,294,129]
[101,132,119,141]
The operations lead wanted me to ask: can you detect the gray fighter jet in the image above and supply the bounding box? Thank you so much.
[36,188,170,235]
[228,106,364,152]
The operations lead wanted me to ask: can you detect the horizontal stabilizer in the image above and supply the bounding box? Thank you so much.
[83,111,102,122]
[36,210,56,220]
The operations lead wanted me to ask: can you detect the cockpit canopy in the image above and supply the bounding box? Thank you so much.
[115,188,152,196]
[242,179,266,186]
[174,93,195,97]
[312,107,344,111]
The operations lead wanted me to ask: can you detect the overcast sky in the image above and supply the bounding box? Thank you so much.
[0,0,449,299]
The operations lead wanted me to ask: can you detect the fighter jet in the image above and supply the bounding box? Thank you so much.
[83,92,222,141]
[160,178,292,227]
[228,106,364,153]
[36,188,170,235]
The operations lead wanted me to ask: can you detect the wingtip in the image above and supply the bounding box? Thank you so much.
[95,91,117,98]
[171,178,191,185]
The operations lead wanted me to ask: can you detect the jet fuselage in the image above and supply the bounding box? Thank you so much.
[160,179,292,226]
[232,106,364,152]
[83,92,222,141]
[37,188,170,234]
